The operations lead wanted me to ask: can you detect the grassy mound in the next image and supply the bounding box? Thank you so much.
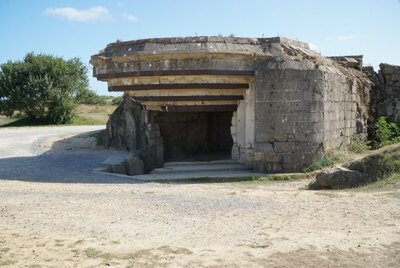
[351,172,400,192]
[344,143,400,182]
[310,143,400,190]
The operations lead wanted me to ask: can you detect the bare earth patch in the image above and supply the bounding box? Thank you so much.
[0,180,399,267]
[0,127,399,267]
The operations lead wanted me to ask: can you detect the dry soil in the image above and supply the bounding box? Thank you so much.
[0,127,399,267]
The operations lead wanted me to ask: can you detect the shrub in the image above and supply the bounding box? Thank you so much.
[0,53,89,124]
[75,89,107,105]
[111,96,123,106]
[350,135,371,153]
[371,117,400,149]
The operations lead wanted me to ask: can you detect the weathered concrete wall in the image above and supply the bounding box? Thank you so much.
[253,64,325,172]
[92,36,373,174]
[365,64,400,123]
[105,95,144,151]
[321,67,370,150]
[231,83,255,167]
[252,49,371,172]
[106,95,163,173]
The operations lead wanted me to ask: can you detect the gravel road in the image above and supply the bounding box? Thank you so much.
[0,126,399,267]
[0,126,141,184]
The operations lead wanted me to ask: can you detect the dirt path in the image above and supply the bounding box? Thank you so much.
[1,180,399,267]
[0,127,399,267]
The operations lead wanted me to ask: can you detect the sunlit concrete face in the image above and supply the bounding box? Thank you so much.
[91,36,372,173]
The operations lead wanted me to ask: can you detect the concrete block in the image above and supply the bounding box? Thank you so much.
[264,153,282,162]
[254,142,273,152]
[255,132,274,143]
[294,142,313,153]
[303,112,324,123]
[274,142,294,153]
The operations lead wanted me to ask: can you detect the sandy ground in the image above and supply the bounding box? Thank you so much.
[0,127,399,267]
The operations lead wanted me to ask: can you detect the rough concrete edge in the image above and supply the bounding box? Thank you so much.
[102,36,308,48]
[91,36,309,62]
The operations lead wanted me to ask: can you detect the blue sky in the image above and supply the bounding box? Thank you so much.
[1,0,399,96]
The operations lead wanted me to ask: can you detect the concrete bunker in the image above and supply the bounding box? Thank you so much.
[118,74,256,170]
[91,36,373,175]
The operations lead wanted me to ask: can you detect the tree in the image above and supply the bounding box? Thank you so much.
[0,53,89,124]
[75,89,107,105]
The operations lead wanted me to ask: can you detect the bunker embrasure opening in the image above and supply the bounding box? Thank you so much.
[152,111,234,162]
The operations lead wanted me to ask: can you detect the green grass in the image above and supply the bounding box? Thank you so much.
[349,172,400,192]
[306,180,319,190]
[309,143,400,190]
[69,116,104,125]
[304,151,346,172]
[345,143,400,181]
[309,172,400,192]
[0,115,104,127]
[0,103,114,127]
[154,173,314,184]
[350,135,371,153]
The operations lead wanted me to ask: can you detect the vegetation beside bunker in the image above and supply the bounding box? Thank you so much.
[308,143,400,190]
[0,52,121,126]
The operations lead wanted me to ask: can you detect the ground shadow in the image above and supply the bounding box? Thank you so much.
[0,130,276,185]
[0,117,52,127]
[0,131,144,184]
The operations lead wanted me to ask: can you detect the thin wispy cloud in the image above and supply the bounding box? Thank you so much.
[336,34,358,41]
[121,13,138,22]
[44,6,110,22]
[44,6,138,23]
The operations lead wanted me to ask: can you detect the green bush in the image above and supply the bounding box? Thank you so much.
[350,135,371,153]
[371,117,400,149]
[111,96,123,106]
[0,53,88,124]
[75,89,107,105]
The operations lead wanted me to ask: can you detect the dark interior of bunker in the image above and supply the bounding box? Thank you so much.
[150,111,233,161]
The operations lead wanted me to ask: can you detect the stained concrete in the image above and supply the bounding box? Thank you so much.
[91,36,374,175]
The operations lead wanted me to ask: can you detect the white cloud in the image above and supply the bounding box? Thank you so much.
[336,34,358,41]
[121,13,138,22]
[44,6,110,22]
